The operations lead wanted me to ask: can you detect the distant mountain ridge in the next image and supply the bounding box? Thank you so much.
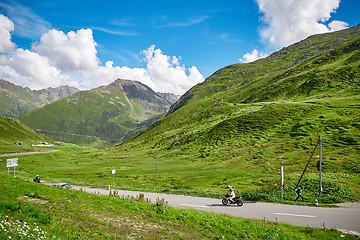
[19,79,177,147]
[157,92,180,104]
[35,85,80,103]
[0,79,79,117]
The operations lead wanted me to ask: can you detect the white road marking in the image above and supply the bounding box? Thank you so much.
[180,204,210,209]
[274,212,315,218]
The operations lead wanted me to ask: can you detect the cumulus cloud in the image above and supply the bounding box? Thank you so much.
[256,0,349,48]
[240,0,349,65]
[0,14,15,53]
[78,45,205,95]
[328,20,349,31]
[32,29,100,71]
[0,15,204,94]
[0,14,204,94]
[239,49,268,63]
[0,49,69,89]
[142,45,204,94]
[76,62,152,90]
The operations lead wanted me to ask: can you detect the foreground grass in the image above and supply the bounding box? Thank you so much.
[0,174,357,239]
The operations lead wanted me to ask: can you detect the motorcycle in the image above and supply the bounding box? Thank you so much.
[222,194,243,206]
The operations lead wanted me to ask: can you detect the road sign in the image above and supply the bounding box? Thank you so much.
[7,158,18,176]
[7,158,18,168]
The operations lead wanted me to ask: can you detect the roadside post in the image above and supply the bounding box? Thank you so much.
[281,166,284,201]
[7,158,18,176]
[112,169,116,188]
[319,136,323,197]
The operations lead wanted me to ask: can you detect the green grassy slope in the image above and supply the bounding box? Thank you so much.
[0,117,50,154]
[0,80,44,117]
[103,25,360,199]
[0,174,357,239]
[19,79,172,147]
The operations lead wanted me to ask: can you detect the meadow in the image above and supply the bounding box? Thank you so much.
[0,140,358,206]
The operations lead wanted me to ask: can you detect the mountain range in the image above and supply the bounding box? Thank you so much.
[19,79,178,147]
[0,80,79,117]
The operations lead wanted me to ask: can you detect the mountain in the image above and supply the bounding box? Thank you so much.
[0,80,79,117]
[19,79,175,147]
[117,24,360,177]
[157,92,180,103]
[35,85,79,104]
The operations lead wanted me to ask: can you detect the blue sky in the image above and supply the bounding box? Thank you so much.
[0,0,359,94]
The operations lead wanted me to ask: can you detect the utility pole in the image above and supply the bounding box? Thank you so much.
[319,136,323,197]
[112,169,116,188]
[281,166,284,201]
[295,137,321,190]
[155,154,158,181]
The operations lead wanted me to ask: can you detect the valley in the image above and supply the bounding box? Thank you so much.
[0,24,359,239]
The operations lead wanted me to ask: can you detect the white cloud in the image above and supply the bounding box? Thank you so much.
[0,15,204,94]
[239,49,268,63]
[0,16,69,90]
[0,48,69,89]
[77,62,152,90]
[256,0,349,48]
[32,29,100,72]
[328,20,348,32]
[0,14,15,53]
[142,45,204,94]
[78,45,205,95]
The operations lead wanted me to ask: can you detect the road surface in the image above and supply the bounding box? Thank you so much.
[69,185,360,236]
[0,150,59,157]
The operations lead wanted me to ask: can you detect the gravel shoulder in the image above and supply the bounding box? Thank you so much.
[335,201,360,208]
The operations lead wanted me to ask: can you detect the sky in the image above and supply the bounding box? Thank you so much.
[0,0,359,95]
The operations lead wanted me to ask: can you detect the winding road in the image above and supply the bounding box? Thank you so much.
[70,186,360,236]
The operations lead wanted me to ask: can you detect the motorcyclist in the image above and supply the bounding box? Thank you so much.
[226,185,235,203]
[33,175,40,183]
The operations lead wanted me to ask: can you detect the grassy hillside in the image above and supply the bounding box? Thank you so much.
[0,174,357,239]
[19,79,173,147]
[0,117,50,154]
[0,80,44,118]
[103,25,360,199]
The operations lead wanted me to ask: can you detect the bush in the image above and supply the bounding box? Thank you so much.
[241,177,359,204]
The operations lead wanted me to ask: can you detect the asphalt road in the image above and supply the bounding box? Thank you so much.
[0,150,59,157]
[71,186,360,236]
